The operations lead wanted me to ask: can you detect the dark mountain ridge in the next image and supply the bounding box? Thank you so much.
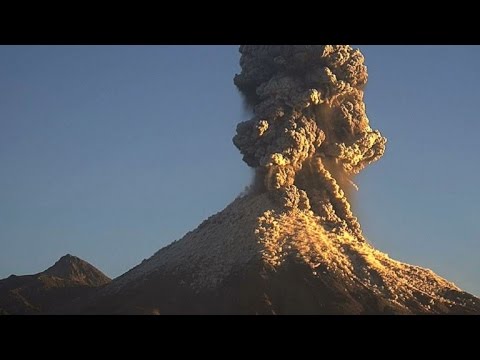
[0,254,110,315]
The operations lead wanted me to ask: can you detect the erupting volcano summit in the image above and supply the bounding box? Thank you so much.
[233,45,386,243]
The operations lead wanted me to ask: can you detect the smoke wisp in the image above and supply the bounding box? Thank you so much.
[233,45,386,242]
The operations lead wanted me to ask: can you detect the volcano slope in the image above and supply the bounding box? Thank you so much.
[71,45,479,314]
[73,191,479,315]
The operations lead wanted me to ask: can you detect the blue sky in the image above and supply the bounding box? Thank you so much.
[0,45,478,295]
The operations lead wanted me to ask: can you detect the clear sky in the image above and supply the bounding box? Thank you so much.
[0,45,478,296]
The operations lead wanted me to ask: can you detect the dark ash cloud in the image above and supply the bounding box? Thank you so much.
[233,45,386,242]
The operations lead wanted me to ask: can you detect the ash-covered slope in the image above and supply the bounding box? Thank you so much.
[70,45,480,314]
[73,192,479,315]
[0,254,110,315]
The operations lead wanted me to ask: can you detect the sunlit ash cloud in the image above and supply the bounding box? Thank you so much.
[233,45,386,242]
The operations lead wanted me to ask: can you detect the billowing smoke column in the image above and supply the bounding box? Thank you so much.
[233,45,386,242]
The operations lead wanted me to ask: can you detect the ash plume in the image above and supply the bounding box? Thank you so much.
[233,45,386,242]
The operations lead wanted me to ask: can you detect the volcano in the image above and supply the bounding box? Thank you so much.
[70,191,479,315]
[5,45,480,315]
[71,45,479,315]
